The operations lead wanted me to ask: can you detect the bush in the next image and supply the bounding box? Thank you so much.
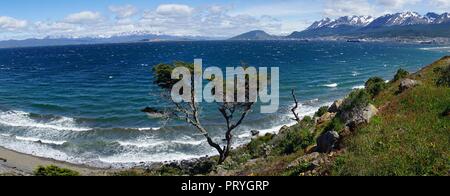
[34,165,80,176]
[314,106,329,117]
[393,68,409,82]
[247,133,275,158]
[340,89,371,113]
[434,65,450,87]
[365,77,387,98]
[278,128,314,155]
[324,117,345,133]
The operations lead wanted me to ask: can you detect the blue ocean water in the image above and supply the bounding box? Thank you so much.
[0,41,447,167]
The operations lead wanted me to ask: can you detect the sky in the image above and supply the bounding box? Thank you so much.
[0,0,449,40]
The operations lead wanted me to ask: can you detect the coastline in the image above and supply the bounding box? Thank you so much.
[0,146,109,176]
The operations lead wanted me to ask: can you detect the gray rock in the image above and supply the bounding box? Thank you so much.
[317,112,336,124]
[251,130,260,136]
[316,131,340,153]
[340,104,379,126]
[328,99,343,113]
[399,79,420,92]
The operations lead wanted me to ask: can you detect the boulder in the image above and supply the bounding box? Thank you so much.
[251,130,260,136]
[317,112,336,124]
[399,79,420,93]
[340,104,378,126]
[316,131,340,153]
[328,99,343,113]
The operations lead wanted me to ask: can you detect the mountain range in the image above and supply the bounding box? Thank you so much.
[1,11,449,48]
[231,11,450,40]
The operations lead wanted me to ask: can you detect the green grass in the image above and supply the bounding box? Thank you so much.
[34,165,80,176]
[332,57,450,176]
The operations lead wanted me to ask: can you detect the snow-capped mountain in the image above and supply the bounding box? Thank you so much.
[289,11,450,39]
[307,16,374,30]
[307,12,450,30]
[367,12,450,27]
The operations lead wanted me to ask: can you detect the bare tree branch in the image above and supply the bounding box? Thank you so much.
[291,89,301,122]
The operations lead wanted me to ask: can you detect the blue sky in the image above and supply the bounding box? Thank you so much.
[0,0,449,40]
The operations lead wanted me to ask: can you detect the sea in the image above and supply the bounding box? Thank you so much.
[0,41,447,167]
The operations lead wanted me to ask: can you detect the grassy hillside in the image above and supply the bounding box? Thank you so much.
[332,56,450,176]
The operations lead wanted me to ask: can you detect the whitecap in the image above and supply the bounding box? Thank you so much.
[15,136,67,145]
[352,85,365,90]
[322,83,338,88]
[0,110,91,132]
[137,127,161,131]
[118,140,166,148]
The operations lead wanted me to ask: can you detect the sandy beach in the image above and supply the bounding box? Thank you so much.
[0,147,108,176]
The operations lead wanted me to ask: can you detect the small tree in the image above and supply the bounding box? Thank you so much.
[365,77,386,98]
[393,68,409,82]
[151,61,255,164]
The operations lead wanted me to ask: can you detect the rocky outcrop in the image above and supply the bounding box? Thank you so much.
[317,112,336,124]
[340,104,379,126]
[316,131,340,153]
[251,130,260,136]
[399,79,421,93]
[328,99,343,113]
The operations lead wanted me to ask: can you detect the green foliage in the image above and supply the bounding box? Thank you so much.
[393,68,409,82]
[34,165,80,176]
[247,133,275,158]
[283,162,314,176]
[153,62,194,89]
[340,89,371,113]
[434,65,450,87]
[278,127,314,155]
[315,106,329,117]
[324,117,345,133]
[365,77,387,98]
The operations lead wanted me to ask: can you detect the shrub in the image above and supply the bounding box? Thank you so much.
[365,77,387,98]
[247,133,275,158]
[324,117,345,133]
[34,165,80,176]
[340,89,371,113]
[278,128,314,155]
[314,106,329,117]
[393,68,409,82]
[434,65,450,87]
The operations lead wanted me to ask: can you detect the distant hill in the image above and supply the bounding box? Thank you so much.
[229,30,281,40]
[0,34,220,48]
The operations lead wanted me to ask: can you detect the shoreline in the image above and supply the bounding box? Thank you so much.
[0,146,109,176]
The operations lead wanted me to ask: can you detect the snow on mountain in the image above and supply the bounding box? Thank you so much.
[308,12,450,31]
[307,16,373,30]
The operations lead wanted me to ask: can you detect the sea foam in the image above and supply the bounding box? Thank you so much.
[0,110,91,132]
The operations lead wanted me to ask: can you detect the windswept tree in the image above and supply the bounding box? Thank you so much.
[150,61,258,164]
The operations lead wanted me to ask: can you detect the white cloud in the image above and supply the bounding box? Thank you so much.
[109,5,138,19]
[0,16,27,30]
[155,4,194,17]
[64,11,103,24]
[377,0,420,8]
[429,0,450,7]
[323,0,377,17]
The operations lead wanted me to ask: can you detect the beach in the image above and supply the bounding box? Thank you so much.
[0,146,107,176]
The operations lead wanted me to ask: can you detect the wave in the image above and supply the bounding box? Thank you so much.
[137,127,161,131]
[15,136,67,145]
[118,139,203,148]
[238,101,333,138]
[0,110,91,132]
[352,85,365,90]
[419,46,450,52]
[322,83,338,88]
